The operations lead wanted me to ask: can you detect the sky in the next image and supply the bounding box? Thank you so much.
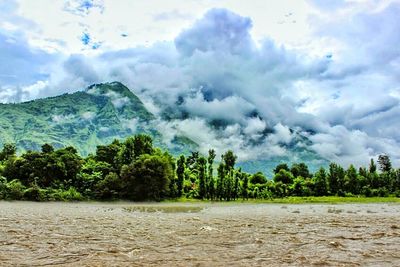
[1,0,400,167]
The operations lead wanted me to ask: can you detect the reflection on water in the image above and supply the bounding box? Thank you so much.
[0,202,399,266]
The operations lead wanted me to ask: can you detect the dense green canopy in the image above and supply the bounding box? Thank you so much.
[0,134,399,201]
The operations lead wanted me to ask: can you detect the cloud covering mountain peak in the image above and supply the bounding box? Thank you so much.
[1,1,400,168]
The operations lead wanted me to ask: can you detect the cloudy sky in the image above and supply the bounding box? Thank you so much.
[1,0,400,167]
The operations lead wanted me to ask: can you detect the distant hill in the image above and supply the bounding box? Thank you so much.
[0,82,327,176]
[0,82,197,156]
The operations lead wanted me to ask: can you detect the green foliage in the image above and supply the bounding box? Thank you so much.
[290,163,310,178]
[207,149,216,200]
[0,132,398,202]
[274,163,289,174]
[121,153,173,201]
[95,140,121,169]
[378,154,392,172]
[95,172,121,199]
[0,176,7,199]
[250,172,267,184]
[133,134,154,159]
[290,177,313,197]
[23,184,47,201]
[0,143,16,161]
[241,173,249,200]
[274,169,294,185]
[50,187,83,201]
[6,179,26,200]
[313,167,328,196]
[176,155,185,197]
[369,159,377,173]
[328,163,345,195]
[41,143,54,154]
[223,150,237,171]
[197,157,207,199]
[344,165,359,194]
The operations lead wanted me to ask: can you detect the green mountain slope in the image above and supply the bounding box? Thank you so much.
[0,82,196,155]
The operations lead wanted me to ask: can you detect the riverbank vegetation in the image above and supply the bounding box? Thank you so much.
[0,135,399,201]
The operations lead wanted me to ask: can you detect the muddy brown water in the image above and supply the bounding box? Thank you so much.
[1,202,400,266]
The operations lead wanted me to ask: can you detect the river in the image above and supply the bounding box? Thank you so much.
[0,202,399,266]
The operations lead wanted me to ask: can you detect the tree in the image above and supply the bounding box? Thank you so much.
[313,167,328,196]
[393,169,400,193]
[290,163,310,178]
[250,172,267,184]
[197,157,207,199]
[54,147,83,187]
[222,150,237,201]
[223,150,237,171]
[291,177,310,196]
[41,143,54,154]
[2,148,82,189]
[328,163,345,195]
[207,149,216,200]
[95,139,121,169]
[274,163,289,174]
[344,165,359,194]
[378,154,392,172]
[216,162,225,200]
[0,143,16,161]
[176,155,185,197]
[133,134,153,158]
[119,137,135,165]
[233,170,240,200]
[241,173,249,200]
[95,172,122,199]
[186,151,199,172]
[274,169,294,185]
[359,167,368,179]
[78,158,113,193]
[369,159,377,173]
[120,154,173,201]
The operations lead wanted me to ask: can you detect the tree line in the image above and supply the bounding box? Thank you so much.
[0,134,399,201]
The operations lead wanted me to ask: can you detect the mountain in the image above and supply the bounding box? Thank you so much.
[0,82,196,155]
[0,82,327,176]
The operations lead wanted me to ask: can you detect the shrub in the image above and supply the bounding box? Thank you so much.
[362,186,372,197]
[337,190,346,197]
[377,187,389,197]
[0,176,7,199]
[250,172,267,184]
[50,187,83,201]
[6,179,25,200]
[23,185,46,201]
[261,188,273,199]
[95,172,121,199]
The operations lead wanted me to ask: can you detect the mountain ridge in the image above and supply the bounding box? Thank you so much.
[0,81,327,175]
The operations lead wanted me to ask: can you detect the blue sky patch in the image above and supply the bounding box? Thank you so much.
[81,32,91,45]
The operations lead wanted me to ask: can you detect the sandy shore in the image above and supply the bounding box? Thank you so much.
[0,201,399,266]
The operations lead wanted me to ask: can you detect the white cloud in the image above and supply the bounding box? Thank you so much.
[268,123,293,145]
[52,114,75,123]
[1,1,400,168]
[122,118,138,132]
[81,111,95,120]
[243,117,266,136]
[104,91,131,109]
[182,91,255,124]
